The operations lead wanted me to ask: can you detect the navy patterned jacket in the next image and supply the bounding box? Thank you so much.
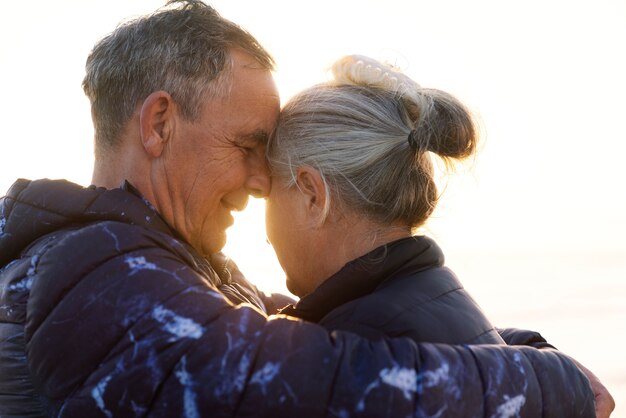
[0,179,595,417]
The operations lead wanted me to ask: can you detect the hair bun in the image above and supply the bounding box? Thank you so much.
[330,54,476,161]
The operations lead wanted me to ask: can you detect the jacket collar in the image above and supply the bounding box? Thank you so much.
[0,178,174,266]
[279,235,444,323]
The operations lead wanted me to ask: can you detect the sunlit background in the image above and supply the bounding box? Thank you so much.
[1,0,625,415]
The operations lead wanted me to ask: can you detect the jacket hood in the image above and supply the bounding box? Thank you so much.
[0,178,173,267]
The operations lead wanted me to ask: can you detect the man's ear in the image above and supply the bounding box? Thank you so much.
[295,166,328,223]
[139,91,174,158]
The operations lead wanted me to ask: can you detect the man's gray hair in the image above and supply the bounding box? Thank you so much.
[83,0,275,153]
[268,55,477,229]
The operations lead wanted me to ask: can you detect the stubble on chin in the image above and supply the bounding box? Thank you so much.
[198,230,227,258]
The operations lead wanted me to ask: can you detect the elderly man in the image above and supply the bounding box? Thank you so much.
[0,1,611,417]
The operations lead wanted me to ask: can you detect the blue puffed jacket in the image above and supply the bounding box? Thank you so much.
[0,179,596,417]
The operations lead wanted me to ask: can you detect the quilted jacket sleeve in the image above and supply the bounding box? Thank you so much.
[498,327,557,349]
[23,223,595,417]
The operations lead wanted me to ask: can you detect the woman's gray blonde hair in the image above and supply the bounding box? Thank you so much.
[267,55,477,229]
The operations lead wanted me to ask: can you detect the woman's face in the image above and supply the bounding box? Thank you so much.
[265,177,318,297]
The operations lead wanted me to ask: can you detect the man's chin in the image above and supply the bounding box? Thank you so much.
[199,232,227,257]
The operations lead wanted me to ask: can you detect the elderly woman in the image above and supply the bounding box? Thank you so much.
[266,55,503,344]
[263,56,616,417]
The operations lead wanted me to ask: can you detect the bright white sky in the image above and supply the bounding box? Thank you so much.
[1,0,625,295]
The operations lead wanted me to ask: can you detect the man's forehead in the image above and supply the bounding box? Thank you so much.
[231,48,269,71]
[240,61,268,71]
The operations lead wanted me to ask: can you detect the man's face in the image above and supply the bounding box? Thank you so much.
[163,50,280,256]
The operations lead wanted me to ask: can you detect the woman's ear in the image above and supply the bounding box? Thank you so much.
[295,166,327,223]
[139,91,175,158]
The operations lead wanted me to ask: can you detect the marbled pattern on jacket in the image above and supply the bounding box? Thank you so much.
[0,179,595,417]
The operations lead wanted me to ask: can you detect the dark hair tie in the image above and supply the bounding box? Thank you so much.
[407,130,419,151]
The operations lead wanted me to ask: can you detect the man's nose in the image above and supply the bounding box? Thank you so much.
[245,156,271,198]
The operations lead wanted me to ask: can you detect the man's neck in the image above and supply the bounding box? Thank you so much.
[91,160,124,189]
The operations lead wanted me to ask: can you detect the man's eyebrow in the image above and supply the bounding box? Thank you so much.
[241,130,270,145]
